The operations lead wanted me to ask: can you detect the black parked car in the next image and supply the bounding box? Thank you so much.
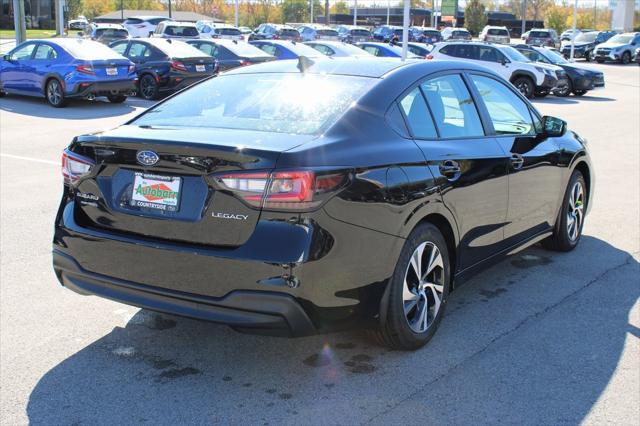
[53,58,593,350]
[249,23,301,41]
[109,38,217,100]
[560,31,616,61]
[515,44,604,97]
[186,39,275,71]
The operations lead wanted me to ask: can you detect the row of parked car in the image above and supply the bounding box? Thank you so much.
[1,33,615,108]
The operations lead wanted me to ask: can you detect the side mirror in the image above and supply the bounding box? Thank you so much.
[542,115,567,137]
[2,54,10,61]
[500,58,508,65]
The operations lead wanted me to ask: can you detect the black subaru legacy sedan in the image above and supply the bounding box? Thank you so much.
[53,58,593,350]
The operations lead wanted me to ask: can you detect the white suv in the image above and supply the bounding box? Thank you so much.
[479,26,510,44]
[124,16,172,38]
[428,42,563,98]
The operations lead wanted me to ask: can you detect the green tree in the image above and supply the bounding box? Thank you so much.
[281,0,308,23]
[545,5,570,34]
[465,0,487,36]
[66,0,84,19]
[331,1,349,15]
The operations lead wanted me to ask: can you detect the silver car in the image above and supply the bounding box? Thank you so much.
[298,25,340,42]
[304,41,374,57]
[480,26,510,44]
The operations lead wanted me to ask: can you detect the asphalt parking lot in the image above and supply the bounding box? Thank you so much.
[1,62,638,425]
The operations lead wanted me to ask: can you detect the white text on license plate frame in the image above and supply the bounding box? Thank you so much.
[131,173,182,212]
[196,64,206,72]
[106,67,118,76]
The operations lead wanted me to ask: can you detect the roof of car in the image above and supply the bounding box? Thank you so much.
[163,21,197,26]
[91,23,126,29]
[130,15,171,20]
[224,57,501,80]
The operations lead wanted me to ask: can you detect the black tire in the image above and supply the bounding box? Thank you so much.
[138,74,159,100]
[573,89,587,96]
[0,91,5,98]
[45,78,67,108]
[371,223,451,350]
[107,94,127,103]
[542,170,587,252]
[553,79,572,97]
[621,51,631,65]
[596,59,605,64]
[512,76,535,99]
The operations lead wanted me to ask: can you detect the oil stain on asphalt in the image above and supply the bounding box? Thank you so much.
[511,254,553,269]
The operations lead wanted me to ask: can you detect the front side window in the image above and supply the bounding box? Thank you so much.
[10,43,35,60]
[399,88,437,138]
[133,73,375,135]
[420,75,484,138]
[469,75,535,135]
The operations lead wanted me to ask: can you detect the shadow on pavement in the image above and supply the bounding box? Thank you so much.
[0,95,154,119]
[26,237,638,424]
[533,95,616,105]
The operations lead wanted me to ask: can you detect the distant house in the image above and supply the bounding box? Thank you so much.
[93,10,224,24]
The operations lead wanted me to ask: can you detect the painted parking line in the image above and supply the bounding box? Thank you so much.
[0,153,58,165]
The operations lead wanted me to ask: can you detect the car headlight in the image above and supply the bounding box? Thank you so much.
[573,68,590,76]
[536,67,554,76]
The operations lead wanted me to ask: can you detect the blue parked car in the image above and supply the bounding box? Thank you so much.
[249,40,323,60]
[0,38,136,107]
[355,42,421,58]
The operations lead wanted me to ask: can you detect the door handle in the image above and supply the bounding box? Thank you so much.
[439,160,461,178]
[511,153,524,170]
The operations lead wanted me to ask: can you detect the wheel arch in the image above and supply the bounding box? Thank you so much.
[509,70,536,85]
[573,160,592,208]
[41,74,64,97]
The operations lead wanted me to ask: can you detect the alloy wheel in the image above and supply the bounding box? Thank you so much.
[47,80,62,105]
[622,52,630,64]
[140,76,157,99]
[567,180,584,242]
[402,241,445,333]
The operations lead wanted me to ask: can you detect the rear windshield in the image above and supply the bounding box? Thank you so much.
[488,29,508,36]
[279,29,299,36]
[165,25,198,37]
[153,40,209,57]
[351,29,371,36]
[529,30,550,38]
[226,41,272,57]
[453,30,470,36]
[61,40,127,60]
[423,30,440,36]
[133,73,375,135]
[317,29,339,36]
[95,29,128,38]
[124,18,142,24]
[219,28,241,36]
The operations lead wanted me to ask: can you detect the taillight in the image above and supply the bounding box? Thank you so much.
[76,64,95,75]
[273,34,280,39]
[170,60,187,72]
[214,170,347,211]
[128,64,136,73]
[62,149,94,185]
[426,54,434,60]
[239,60,251,66]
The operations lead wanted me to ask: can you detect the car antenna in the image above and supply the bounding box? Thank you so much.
[297,55,314,72]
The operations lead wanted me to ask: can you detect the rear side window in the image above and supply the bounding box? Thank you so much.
[453,44,477,59]
[280,29,299,37]
[421,75,484,138]
[256,43,277,56]
[110,42,128,55]
[195,43,216,56]
[34,44,57,60]
[469,75,535,135]
[124,18,143,24]
[399,88,437,139]
[362,45,380,56]
[215,46,235,60]
[529,30,549,38]
[149,18,167,25]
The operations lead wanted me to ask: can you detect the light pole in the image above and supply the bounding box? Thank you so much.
[570,0,578,61]
[235,0,239,27]
[310,0,314,23]
[354,0,358,26]
[401,0,409,60]
[521,0,527,37]
[387,1,390,25]
[168,0,172,19]
[12,0,26,43]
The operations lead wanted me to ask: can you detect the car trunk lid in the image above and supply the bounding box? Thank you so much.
[71,125,314,247]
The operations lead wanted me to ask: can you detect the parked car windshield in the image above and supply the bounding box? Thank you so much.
[541,48,568,64]
[488,29,508,36]
[608,34,633,43]
[575,32,598,42]
[501,46,531,62]
[165,25,198,37]
[133,73,375,135]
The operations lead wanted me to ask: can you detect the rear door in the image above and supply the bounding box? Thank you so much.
[476,45,512,80]
[402,72,510,270]
[30,43,59,93]
[467,73,564,244]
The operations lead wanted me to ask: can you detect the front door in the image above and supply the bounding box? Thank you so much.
[401,72,510,271]
[466,73,564,244]
[1,43,37,92]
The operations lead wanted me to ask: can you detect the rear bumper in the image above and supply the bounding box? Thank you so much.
[54,249,316,337]
[68,79,136,98]
[161,75,212,92]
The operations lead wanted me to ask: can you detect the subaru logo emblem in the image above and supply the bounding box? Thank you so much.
[136,150,159,166]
